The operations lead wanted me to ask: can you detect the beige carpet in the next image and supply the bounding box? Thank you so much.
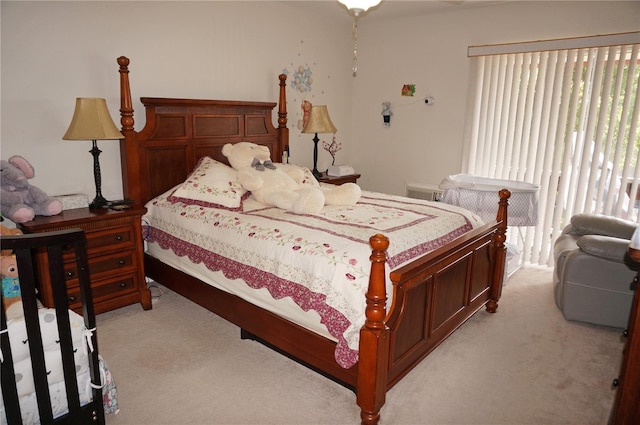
[98,267,623,425]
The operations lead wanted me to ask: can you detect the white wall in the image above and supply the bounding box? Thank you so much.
[1,1,353,203]
[2,0,639,211]
[351,0,640,194]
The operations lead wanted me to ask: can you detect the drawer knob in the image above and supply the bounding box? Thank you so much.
[68,295,77,302]
[115,234,123,241]
[118,259,126,266]
[119,282,127,288]
[612,378,620,388]
[65,270,76,278]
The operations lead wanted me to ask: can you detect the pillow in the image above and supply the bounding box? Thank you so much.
[168,157,246,210]
[298,165,320,187]
[277,163,320,187]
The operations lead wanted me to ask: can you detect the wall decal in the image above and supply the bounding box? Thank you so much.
[291,65,313,93]
[381,101,392,127]
[283,39,335,148]
[301,100,312,129]
[401,84,416,96]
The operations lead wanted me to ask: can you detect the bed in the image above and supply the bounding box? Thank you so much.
[116,56,510,424]
[1,229,117,425]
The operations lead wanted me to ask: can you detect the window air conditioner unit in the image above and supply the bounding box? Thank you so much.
[405,181,444,202]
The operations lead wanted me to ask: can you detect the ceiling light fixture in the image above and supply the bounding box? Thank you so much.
[337,0,382,76]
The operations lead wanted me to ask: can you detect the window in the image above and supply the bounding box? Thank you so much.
[463,32,640,266]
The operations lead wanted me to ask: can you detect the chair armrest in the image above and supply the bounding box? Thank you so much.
[570,214,637,240]
[577,235,630,264]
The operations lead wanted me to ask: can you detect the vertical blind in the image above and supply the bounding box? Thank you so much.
[463,32,640,266]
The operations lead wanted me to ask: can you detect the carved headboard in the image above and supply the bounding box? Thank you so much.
[117,56,289,205]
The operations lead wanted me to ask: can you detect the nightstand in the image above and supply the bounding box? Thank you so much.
[317,172,361,185]
[18,205,151,314]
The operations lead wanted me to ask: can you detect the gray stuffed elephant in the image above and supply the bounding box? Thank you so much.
[1,155,62,223]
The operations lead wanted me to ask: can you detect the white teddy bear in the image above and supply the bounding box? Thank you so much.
[221,142,361,214]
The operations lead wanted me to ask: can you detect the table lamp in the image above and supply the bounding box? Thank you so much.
[63,98,123,209]
[302,105,337,179]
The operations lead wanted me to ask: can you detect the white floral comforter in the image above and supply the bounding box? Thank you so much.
[142,189,484,368]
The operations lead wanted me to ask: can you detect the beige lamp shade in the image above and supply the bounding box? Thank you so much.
[302,105,337,134]
[63,98,123,140]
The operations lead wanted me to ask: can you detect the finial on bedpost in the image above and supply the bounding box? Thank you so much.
[497,189,510,227]
[358,234,390,425]
[487,189,511,313]
[118,56,134,132]
[365,234,389,329]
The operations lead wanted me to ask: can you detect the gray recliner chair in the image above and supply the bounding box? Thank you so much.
[553,213,637,328]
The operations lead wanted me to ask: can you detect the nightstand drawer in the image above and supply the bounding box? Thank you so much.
[67,274,137,309]
[63,251,136,282]
[85,226,135,255]
[59,226,135,261]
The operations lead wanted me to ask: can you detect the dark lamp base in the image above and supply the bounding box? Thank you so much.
[89,196,110,209]
[90,198,134,209]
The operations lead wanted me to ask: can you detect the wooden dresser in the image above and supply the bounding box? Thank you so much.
[609,246,640,424]
[18,205,151,314]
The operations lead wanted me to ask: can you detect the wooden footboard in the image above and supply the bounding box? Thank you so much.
[137,165,510,425]
[143,190,510,425]
[357,189,510,424]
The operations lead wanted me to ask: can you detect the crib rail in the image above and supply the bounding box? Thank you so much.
[1,229,104,425]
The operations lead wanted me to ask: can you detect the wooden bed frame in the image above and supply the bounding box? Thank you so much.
[116,56,510,424]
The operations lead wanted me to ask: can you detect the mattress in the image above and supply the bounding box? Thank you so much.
[143,187,484,368]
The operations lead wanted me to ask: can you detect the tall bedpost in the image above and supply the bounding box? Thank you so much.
[117,56,134,133]
[117,56,141,203]
[357,234,391,425]
[277,74,289,162]
[486,189,510,313]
